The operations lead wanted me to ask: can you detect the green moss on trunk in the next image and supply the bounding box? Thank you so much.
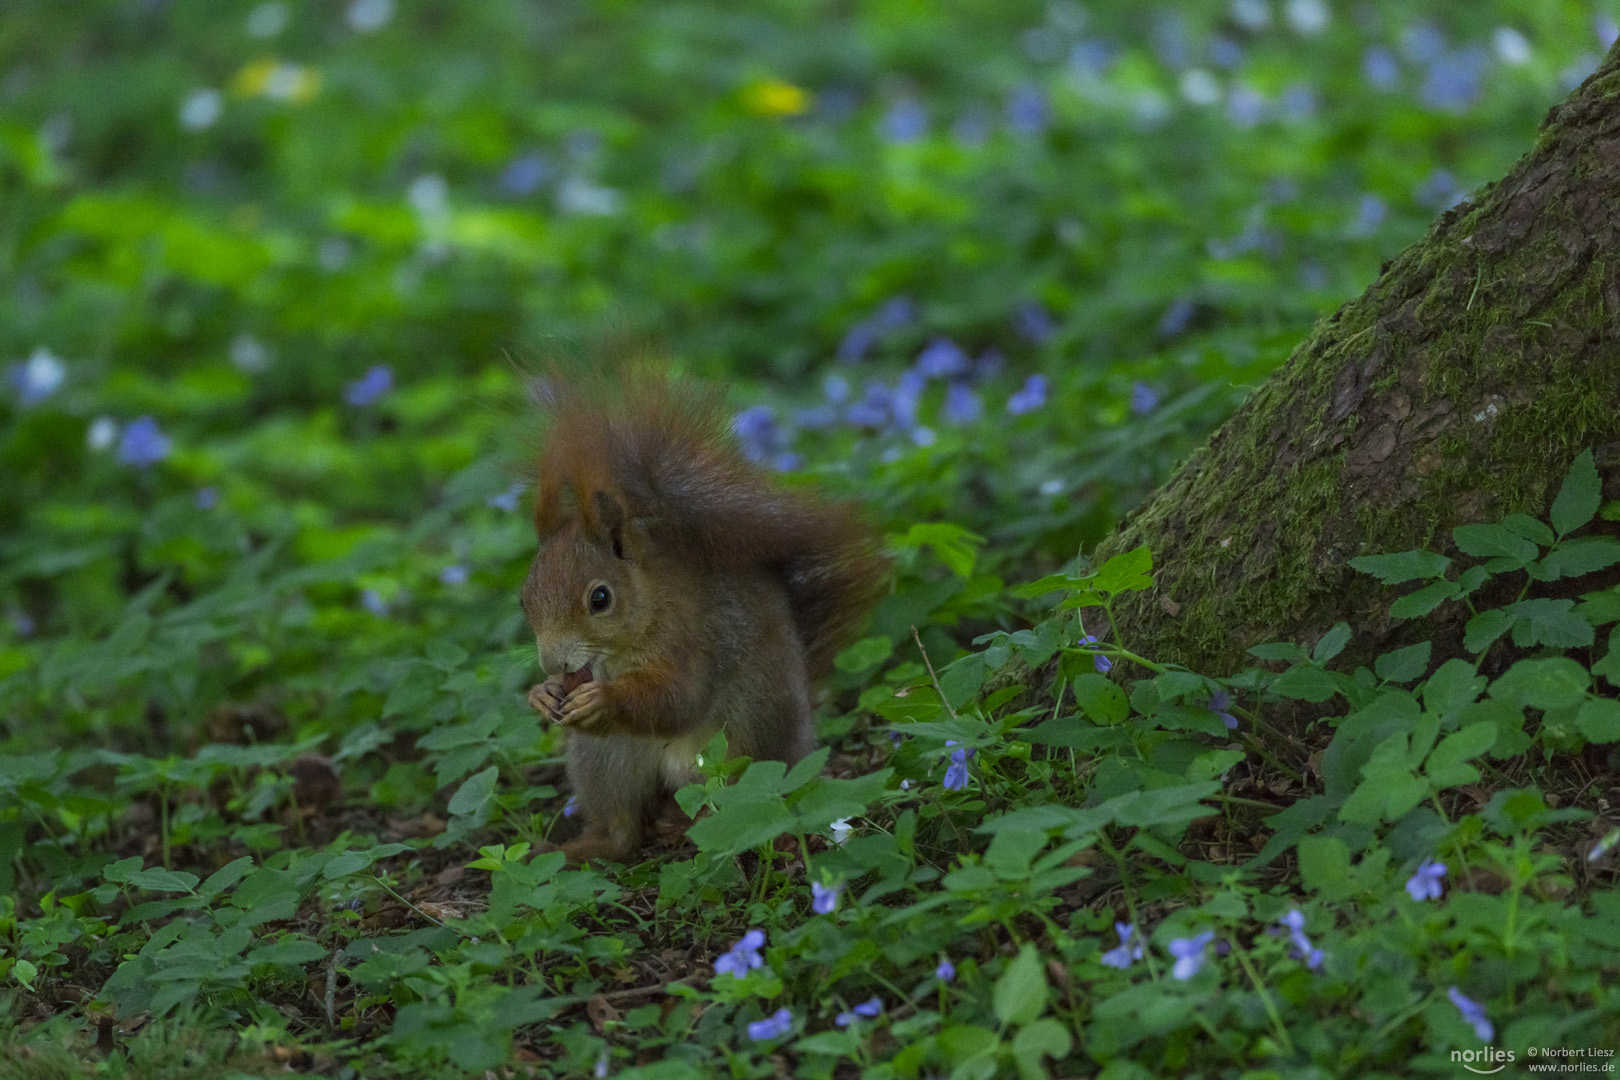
[1097,47,1620,675]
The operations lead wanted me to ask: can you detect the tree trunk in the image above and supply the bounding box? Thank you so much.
[1096,45,1620,676]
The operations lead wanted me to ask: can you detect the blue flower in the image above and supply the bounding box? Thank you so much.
[1448,987,1494,1042]
[500,152,550,196]
[881,99,928,143]
[1077,634,1113,674]
[846,383,892,429]
[439,564,469,586]
[1277,910,1323,970]
[1129,382,1160,415]
[1069,39,1115,76]
[935,957,955,981]
[360,589,389,616]
[1168,931,1214,980]
[1399,23,1447,63]
[1419,46,1488,114]
[1362,46,1400,89]
[746,1007,793,1042]
[1209,36,1244,69]
[942,748,971,791]
[10,611,36,638]
[1350,193,1387,237]
[1007,375,1049,416]
[1005,85,1050,135]
[811,880,840,915]
[1013,301,1055,344]
[7,348,65,406]
[195,487,219,510]
[890,371,926,430]
[1099,922,1142,969]
[915,337,970,380]
[836,321,880,363]
[714,929,766,978]
[822,373,850,403]
[344,364,394,407]
[942,384,982,425]
[1406,859,1446,901]
[835,997,882,1027]
[1414,168,1464,211]
[1208,689,1238,730]
[562,795,578,818]
[1156,298,1196,338]
[1226,85,1266,127]
[1591,835,1614,862]
[487,483,524,512]
[870,296,916,332]
[117,416,172,468]
[1278,82,1316,122]
[733,405,788,465]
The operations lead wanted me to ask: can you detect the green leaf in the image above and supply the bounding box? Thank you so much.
[992,944,1048,1027]
[447,766,499,819]
[1011,1018,1073,1080]
[1312,623,1352,663]
[1389,579,1461,619]
[1069,673,1129,725]
[321,843,411,880]
[1452,523,1539,565]
[1463,608,1513,653]
[127,869,199,894]
[1423,721,1497,789]
[1375,641,1431,683]
[834,636,893,674]
[1594,629,1620,688]
[1012,572,1090,599]
[1248,642,1307,662]
[897,523,985,578]
[1504,598,1594,649]
[1550,448,1600,537]
[1270,664,1341,703]
[1422,659,1485,721]
[1500,513,1556,547]
[1490,657,1590,711]
[199,857,256,898]
[1348,550,1452,584]
[1092,546,1153,594]
[1537,538,1620,581]
[1297,836,1352,901]
[1575,699,1620,743]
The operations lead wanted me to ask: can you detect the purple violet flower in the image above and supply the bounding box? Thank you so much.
[834,997,883,1027]
[1277,910,1323,969]
[1130,382,1161,415]
[746,1007,793,1042]
[1406,859,1447,901]
[344,364,394,407]
[1168,931,1214,980]
[1007,374,1048,415]
[942,748,971,791]
[811,880,840,915]
[1099,922,1143,969]
[117,416,172,468]
[935,957,955,981]
[1448,987,1494,1042]
[1208,689,1239,729]
[915,337,970,380]
[714,929,766,978]
[941,383,982,425]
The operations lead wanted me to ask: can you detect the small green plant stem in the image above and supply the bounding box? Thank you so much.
[367,874,444,927]
[1231,941,1295,1056]
[159,780,171,870]
[911,626,959,722]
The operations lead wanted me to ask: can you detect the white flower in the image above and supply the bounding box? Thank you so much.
[87,416,118,451]
[346,0,394,33]
[179,88,223,132]
[1285,0,1329,36]
[229,333,271,373]
[829,818,853,845]
[10,348,65,406]
[1493,27,1531,66]
[1180,69,1222,106]
[245,3,288,38]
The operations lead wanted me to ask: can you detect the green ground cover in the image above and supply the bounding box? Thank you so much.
[2,1,1618,1076]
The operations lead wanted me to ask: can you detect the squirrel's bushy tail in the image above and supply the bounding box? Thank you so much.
[533,366,889,679]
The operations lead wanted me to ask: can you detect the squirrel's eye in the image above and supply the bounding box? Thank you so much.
[587,584,613,614]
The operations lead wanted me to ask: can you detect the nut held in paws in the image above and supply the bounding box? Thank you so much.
[561,666,593,696]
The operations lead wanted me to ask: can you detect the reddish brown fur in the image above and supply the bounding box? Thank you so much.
[520,366,889,863]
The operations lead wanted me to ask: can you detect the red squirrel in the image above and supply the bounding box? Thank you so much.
[519,372,889,863]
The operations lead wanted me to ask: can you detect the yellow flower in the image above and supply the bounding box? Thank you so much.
[741,79,811,117]
[232,59,321,103]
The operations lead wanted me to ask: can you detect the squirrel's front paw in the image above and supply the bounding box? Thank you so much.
[558,682,607,731]
[528,678,567,721]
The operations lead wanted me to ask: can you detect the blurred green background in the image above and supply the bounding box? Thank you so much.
[1,0,1614,737]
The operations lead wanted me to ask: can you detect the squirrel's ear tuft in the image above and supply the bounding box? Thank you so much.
[592,490,632,559]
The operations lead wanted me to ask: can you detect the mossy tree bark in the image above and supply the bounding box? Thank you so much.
[1096,47,1620,676]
